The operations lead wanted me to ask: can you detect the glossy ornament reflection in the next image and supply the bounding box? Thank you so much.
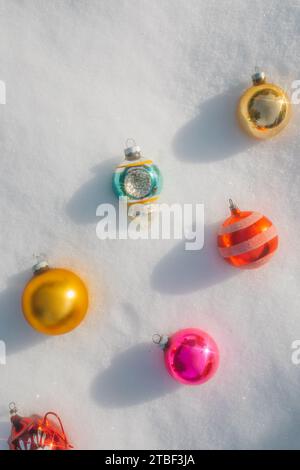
[218,199,279,268]
[22,258,89,335]
[237,70,291,139]
[153,328,219,385]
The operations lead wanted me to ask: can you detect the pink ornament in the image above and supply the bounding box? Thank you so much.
[154,328,219,385]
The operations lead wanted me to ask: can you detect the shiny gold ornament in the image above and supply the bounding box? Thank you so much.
[22,259,89,335]
[237,70,291,139]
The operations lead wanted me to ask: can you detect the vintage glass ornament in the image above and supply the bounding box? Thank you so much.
[218,199,279,269]
[8,403,71,450]
[237,69,291,139]
[22,257,89,335]
[153,328,219,385]
[112,139,162,211]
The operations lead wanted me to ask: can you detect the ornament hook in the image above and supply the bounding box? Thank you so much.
[152,333,169,349]
[125,138,137,148]
[43,411,72,449]
[152,333,162,344]
[9,402,18,416]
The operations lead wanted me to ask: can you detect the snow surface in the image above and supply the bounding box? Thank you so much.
[0,0,300,450]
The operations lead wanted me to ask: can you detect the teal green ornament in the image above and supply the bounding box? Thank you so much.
[112,139,163,208]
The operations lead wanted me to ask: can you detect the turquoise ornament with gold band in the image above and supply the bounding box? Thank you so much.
[112,140,163,206]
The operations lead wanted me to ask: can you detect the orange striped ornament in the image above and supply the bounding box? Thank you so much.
[217,200,278,269]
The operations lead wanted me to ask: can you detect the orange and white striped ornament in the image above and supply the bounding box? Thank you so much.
[217,199,279,269]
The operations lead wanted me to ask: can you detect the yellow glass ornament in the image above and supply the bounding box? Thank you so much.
[237,70,291,139]
[22,260,89,335]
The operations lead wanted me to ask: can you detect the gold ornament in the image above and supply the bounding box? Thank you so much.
[237,70,291,139]
[22,259,88,335]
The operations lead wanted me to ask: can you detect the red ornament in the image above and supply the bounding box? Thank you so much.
[8,403,72,450]
[217,199,278,269]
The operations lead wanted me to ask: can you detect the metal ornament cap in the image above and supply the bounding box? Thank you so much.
[33,260,49,274]
[124,138,141,161]
[124,145,141,160]
[237,72,291,139]
[251,70,266,85]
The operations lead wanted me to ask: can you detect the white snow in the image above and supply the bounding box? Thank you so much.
[0,0,299,450]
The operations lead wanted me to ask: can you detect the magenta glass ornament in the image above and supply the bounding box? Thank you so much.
[154,328,219,385]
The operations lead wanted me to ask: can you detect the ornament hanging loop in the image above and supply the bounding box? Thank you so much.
[152,333,169,349]
[152,333,162,345]
[42,411,72,449]
[9,402,18,416]
[125,138,137,148]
